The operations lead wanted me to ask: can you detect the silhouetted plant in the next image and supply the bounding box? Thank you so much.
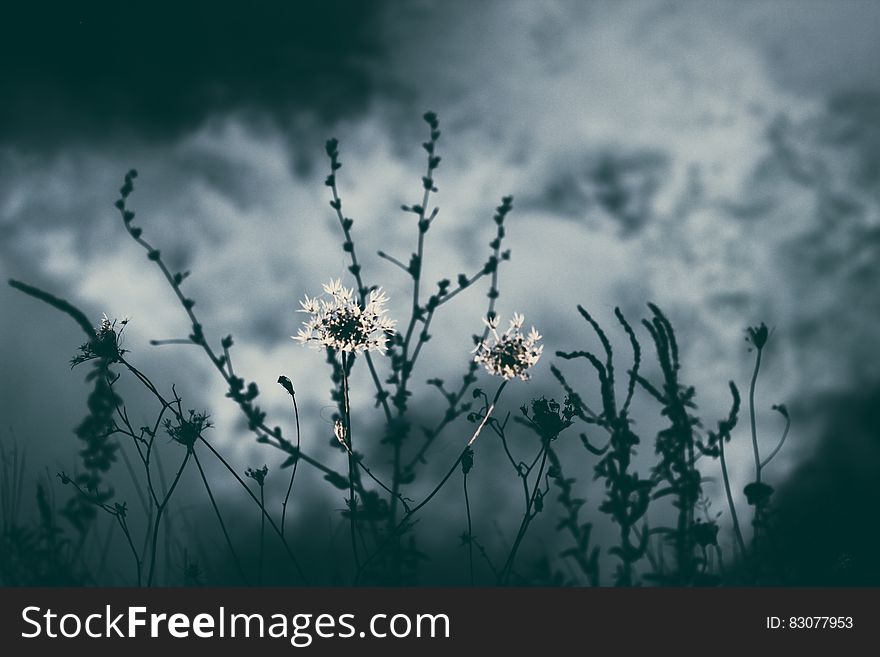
[9,281,121,536]
[244,465,269,584]
[557,306,653,585]
[696,381,745,573]
[4,111,800,588]
[321,113,517,583]
[498,396,575,584]
[0,438,84,585]
[554,303,746,586]
[741,323,791,583]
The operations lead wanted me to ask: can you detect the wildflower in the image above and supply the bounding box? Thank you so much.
[245,464,269,487]
[164,410,211,448]
[745,322,769,350]
[97,312,130,336]
[522,396,576,439]
[473,312,543,381]
[334,419,349,451]
[293,279,396,354]
[72,313,130,366]
[93,313,124,359]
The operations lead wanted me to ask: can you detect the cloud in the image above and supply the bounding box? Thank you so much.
[0,0,386,148]
[3,0,880,579]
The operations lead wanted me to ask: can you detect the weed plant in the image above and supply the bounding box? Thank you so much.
[4,113,791,586]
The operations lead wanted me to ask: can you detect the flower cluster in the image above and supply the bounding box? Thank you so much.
[164,410,211,448]
[520,396,576,438]
[294,279,396,354]
[473,313,543,381]
[746,322,769,350]
[94,313,126,357]
[71,313,129,367]
[245,464,269,487]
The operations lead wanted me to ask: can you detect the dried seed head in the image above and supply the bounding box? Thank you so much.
[473,312,543,381]
[245,464,269,486]
[746,322,769,350]
[294,279,397,354]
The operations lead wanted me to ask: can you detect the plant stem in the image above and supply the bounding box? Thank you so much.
[199,437,308,584]
[146,449,191,586]
[281,385,301,538]
[116,515,142,587]
[259,484,265,586]
[499,443,549,585]
[326,166,393,424]
[749,347,763,483]
[719,438,749,575]
[356,381,507,584]
[463,471,474,585]
[760,411,791,470]
[191,448,247,584]
[341,356,361,574]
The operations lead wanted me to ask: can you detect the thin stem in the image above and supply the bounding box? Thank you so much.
[356,381,507,583]
[404,371,479,471]
[147,449,191,587]
[377,250,409,272]
[341,358,361,573]
[63,477,143,586]
[499,444,549,585]
[259,485,265,586]
[199,436,309,584]
[401,186,509,476]
[191,448,247,584]
[760,412,791,470]
[325,165,394,424]
[382,154,436,552]
[281,385,302,538]
[114,192,350,490]
[719,438,750,576]
[749,347,763,482]
[463,470,474,585]
[115,439,150,515]
[116,515,142,587]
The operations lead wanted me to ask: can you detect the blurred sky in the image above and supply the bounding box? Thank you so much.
[2,0,879,582]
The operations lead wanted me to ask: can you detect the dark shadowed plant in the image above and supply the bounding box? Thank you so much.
[556,306,653,586]
[4,112,798,587]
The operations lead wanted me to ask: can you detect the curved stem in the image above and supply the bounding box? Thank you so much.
[719,438,750,578]
[760,413,791,470]
[749,347,763,483]
[355,381,507,584]
[499,444,549,585]
[281,386,302,538]
[191,448,247,584]
[116,516,142,587]
[198,437,308,584]
[147,449,191,586]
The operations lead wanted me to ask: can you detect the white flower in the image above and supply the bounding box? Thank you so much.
[334,419,349,450]
[97,313,129,335]
[99,313,113,334]
[293,279,397,354]
[473,312,543,381]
